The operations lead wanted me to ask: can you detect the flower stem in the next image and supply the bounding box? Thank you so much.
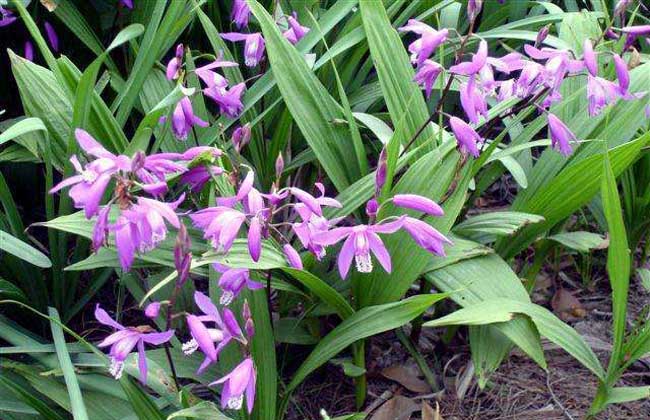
[164,283,181,390]
[352,340,367,409]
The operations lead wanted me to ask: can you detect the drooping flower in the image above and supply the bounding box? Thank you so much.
[312,217,405,278]
[95,305,174,384]
[232,124,252,153]
[180,165,224,192]
[401,217,452,256]
[204,82,246,118]
[50,130,126,218]
[213,263,263,305]
[283,243,303,269]
[210,357,256,413]
[190,206,247,254]
[170,97,209,140]
[514,61,543,98]
[586,73,620,116]
[231,0,251,29]
[283,14,310,45]
[183,292,246,373]
[92,205,111,251]
[221,32,266,67]
[392,194,444,216]
[414,59,443,98]
[195,58,238,89]
[398,19,448,66]
[166,44,184,80]
[0,6,16,28]
[112,196,183,271]
[547,113,575,156]
[449,116,482,157]
[44,21,59,52]
[582,39,598,77]
[612,53,646,100]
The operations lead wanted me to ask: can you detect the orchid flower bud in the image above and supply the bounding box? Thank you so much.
[174,224,192,284]
[144,302,161,318]
[375,147,388,197]
[232,124,251,153]
[365,198,378,219]
[275,153,284,178]
[283,243,303,269]
[535,25,550,47]
[131,150,146,172]
[467,0,483,23]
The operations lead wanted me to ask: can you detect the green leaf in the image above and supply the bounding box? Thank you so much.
[0,280,27,302]
[247,0,359,191]
[425,254,546,383]
[166,402,231,419]
[0,375,66,420]
[601,148,631,375]
[0,117,47,146]
[274,318,319,345]
[424,235,493,272]
[48,307,89,420]
[120,377,165,420]
[359,0,436,150]
[73,24,144,137]
[453,212,545,244]
[281,268,354,320]
[498,133,649,258]
[548,231,608,253]
[286,294,448,393]
[0,230,52,268]
[605,386,650,405]
[424,298,605,380]
[330,358,366,377]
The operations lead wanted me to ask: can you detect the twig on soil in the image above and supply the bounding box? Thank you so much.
[546,372,575,420]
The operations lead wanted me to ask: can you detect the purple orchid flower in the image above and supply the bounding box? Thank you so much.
[612,54,646,100]
[398,19,448,66]
[449,116,482,157]
[392,194,444,216]
[24,41,34,61]
[0,6,17,28]
[180,165,224,192]
[312,217,405,279]
[582,39,598,77]
[204,82,246,118]
[283,243,303,269]
[213,263,263,305]
[514,60,543,98]
[95,305,173,383]
[44,21,59,52]
[587,74,620,116]
[231,0,251,29]
[414,59,443,98]
[170,97,209,140]
[210,357,256,413]
[195,59,238,89]
[183,292,246,373]
[221,32,265,67]
[232,124,252,153]
[190,206,247,253]
[92,205,112,251]
[112,196,183,271]
[547,113,575,156]
[283,14,310,45]
[401,217,452,256]
[166,44,184,80]
[49,129,130,218]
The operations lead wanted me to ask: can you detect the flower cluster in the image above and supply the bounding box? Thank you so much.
[400,4,646,158]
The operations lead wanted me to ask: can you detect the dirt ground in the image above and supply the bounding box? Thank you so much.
[287,264,650,420]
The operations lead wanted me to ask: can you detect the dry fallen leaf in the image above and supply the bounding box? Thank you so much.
[381,363,431,393]
[551,288,586,321]
[370,396,418,420]
[421,401,444,420]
